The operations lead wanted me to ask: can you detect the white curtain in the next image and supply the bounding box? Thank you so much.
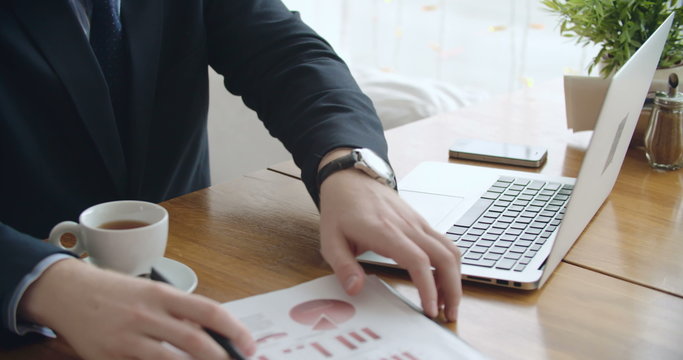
[283,0,598,95]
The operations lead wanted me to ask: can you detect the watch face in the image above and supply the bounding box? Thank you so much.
[356,148,394,179]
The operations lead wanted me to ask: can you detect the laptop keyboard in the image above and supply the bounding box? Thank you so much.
[447,176,573,272]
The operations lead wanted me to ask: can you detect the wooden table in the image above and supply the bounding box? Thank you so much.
[4,170,681,360]
[3,80,683,359]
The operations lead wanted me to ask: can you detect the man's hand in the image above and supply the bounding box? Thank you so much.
[18,258,255,360]
[318,149,462,321]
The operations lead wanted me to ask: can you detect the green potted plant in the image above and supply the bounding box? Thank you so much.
[542,0,683,77]
[542,0,683,145]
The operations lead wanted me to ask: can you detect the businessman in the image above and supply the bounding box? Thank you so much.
[0,0,462,359]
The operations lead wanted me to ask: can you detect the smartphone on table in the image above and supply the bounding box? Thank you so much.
[448,138,547,168]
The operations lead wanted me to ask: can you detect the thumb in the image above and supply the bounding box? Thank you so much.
[320,229,366,295]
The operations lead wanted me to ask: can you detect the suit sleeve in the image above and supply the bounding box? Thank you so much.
[205,0,389,206]
[0,223,73,340]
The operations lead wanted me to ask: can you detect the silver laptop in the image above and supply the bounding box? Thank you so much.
[359,14,673,289]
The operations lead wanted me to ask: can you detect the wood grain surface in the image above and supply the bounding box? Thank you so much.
[3,170,682,359]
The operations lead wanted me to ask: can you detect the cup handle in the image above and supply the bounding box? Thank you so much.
[48,221,86,256]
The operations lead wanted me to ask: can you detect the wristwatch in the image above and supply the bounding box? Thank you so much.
[316,148,397,191]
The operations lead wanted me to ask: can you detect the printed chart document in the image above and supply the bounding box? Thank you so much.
[222,275,486,360]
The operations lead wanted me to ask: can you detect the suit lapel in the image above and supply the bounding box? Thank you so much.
[121,0,164,197]
[13,0,128,196]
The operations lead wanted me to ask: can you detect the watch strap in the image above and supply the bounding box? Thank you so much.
[316,152,357,191]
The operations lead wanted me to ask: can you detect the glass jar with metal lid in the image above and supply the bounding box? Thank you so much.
[644,74,683,170]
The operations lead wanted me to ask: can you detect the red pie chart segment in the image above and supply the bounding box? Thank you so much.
[289,299,356,330]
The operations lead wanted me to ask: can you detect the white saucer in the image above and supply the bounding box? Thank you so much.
[83,257,198,293]
[154,257,198,293]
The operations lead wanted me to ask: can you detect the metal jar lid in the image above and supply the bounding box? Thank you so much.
[654,92,683,109]
[654,73,683,109]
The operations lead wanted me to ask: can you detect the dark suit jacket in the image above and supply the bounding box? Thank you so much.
[0,0,387,338]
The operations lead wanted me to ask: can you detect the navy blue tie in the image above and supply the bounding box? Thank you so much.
[90,0,129,134]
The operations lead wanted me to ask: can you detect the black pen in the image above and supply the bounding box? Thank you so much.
[149,268,246,359]
[149,267,174,287]
[204,327,246,360]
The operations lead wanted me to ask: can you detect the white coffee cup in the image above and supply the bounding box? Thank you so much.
[48,200,168,276]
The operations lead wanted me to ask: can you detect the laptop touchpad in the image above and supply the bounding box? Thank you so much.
[400,190,464,228]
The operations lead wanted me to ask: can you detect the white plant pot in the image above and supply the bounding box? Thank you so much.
[564,64,683,148]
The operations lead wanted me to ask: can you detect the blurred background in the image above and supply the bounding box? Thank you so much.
[284,0,599,94]
[207,0,600,185]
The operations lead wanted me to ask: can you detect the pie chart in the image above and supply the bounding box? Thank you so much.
[289,299,356,330]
